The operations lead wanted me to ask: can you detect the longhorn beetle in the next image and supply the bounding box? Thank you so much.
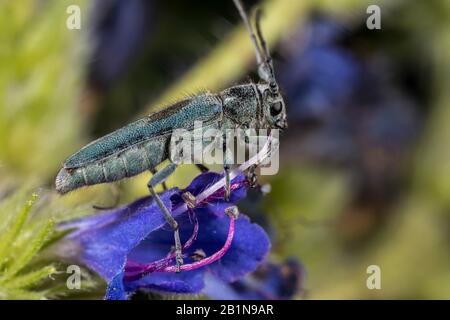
[56,0,287,272]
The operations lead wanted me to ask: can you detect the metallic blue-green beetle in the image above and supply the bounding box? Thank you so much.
[56,0,287,271]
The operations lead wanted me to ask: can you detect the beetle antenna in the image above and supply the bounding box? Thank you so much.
[255,9,270,61]
[233,0,264,66]
[233,0,278,92]
[255,8,278,94]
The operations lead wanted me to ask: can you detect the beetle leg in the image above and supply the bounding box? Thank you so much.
[150,168,167,191]
[247,164,258,188]
[224,164,231,201]
[223,137,232,201]
[147,163,184,272]
[195,164,209,173]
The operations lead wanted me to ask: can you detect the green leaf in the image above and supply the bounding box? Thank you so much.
[1,265,56,289]
[0,193,37,267]
[0,189,100,300]
[2,218,55,279]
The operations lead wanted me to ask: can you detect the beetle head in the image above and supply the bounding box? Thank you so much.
[257,83,287,130]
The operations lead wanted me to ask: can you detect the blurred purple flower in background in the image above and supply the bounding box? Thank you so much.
[60,172,271,300]
[278,16,420,219]
[88,0,154,91]
[279,15,420,159]
[279,17,362,123]
[204,258,305,300]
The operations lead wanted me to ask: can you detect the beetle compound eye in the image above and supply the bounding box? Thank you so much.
[270,101,283,116]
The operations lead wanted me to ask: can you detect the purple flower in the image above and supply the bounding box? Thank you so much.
[203,258,305,300]
[61,172,270,300]
[88,0,154,90]
[279,17,362,123]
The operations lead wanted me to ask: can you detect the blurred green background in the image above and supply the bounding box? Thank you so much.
[0,0,449,299]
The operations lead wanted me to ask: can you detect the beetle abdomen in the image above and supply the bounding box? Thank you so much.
[55,136,169,194]
[64,95,222,169]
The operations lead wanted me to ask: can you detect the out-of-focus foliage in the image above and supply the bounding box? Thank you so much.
[264,0,450,299]
[0,190,97,299]
[0,0,85,188]
[0,192,56,299]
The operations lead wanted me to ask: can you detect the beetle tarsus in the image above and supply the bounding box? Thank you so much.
[195,164,209,173]
[247,164,258,188]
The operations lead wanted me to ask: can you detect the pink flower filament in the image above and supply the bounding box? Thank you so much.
[124,207,238,280]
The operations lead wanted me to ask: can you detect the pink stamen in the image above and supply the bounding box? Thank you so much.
[171,134,275,217]
[181,211,199,249]
[124,210,237,280]
[124,212,199,281]
[123,135,269,281]
[154,212,236,273]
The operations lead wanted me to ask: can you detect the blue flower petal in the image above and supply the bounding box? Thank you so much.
[61,196,152,236]
[203,274,242,300]
[123,210,269,293]
[203,259,304,300]
[201,214,270,282]
[184,172,223,196]
[126,270,205,294]
[65,171,270,298]
[105,272,129,300]
[71,189,178,281]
